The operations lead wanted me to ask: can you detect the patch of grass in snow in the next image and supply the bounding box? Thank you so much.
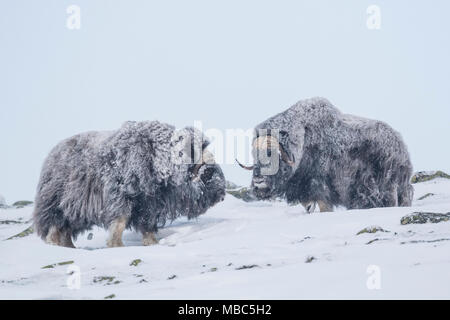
[1,277,28,284]
[357,226,389,235]
[130,259,142,267]
[104,294,116,299]
[305,255,316,263]
[365,238,391,245]
[418,193,435,200]
[42,261,74,269]
[93,276,121,285]
[0,220,23,225]
[400,238,450,245]
[6,226,34,240]
[167,275,177,280]
[235,264,260,270]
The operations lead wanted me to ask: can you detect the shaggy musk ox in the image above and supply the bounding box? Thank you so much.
[237,97,413,212]
[33,121,226,248]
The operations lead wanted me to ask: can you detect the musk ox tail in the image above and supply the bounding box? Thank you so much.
[33,187,66,240]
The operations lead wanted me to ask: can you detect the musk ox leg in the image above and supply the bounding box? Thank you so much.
[318,201,333,212]
[45,226,75,248]
[142,232,158,246]
[392,185,399,207]
[302,201,316,213]
[107,216,128,248]
[398,183,413,207]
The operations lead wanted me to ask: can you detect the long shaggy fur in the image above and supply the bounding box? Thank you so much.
[251,97,414,209]
[33,121,226,240]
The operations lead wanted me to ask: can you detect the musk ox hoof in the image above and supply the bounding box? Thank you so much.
[302,201,316,213]
[106,239,124,248]
[106,216,127,248]
[45,226,76,248]
[142,232,158,246]
[302,201,333,213]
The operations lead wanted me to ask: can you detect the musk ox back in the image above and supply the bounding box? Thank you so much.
[33,121,226,248]
[237,97,413,212]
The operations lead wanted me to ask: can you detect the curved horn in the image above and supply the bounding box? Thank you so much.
[254,136,295,167]
[192,162,203,176]
[279,144,295,167]
[235,159,254,170]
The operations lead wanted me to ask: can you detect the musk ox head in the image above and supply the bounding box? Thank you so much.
[169,127,226,217]
[236,129,301,200]
[189,148,226,207]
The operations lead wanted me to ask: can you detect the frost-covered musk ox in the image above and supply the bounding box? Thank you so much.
[237,97,413,212]
[33,121,226,248]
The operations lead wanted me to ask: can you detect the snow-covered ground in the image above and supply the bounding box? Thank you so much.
[1,179,449,300]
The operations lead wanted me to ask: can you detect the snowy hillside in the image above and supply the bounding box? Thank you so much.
[1,178,450,299]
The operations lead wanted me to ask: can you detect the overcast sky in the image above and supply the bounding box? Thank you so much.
[1,0,449,203]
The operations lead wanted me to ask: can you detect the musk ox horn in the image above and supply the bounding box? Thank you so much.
[279,145,295,167]
[235,159,254,170]
[253,136,295,167]
[192,150,215,177]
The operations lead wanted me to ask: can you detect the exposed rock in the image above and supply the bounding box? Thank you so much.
[104,294,116,299]
[418,193,435,200]
[357,225,389,235]
[225,181,257,202]
[305,255,316,263]
[225,181,241,190]
[12,200,33,208]
[401,212,450,225]
[411,171,450,184]
[226,187,257,202]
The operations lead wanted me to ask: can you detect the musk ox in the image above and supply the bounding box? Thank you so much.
[237,97,413,212]
[33,121,226,248]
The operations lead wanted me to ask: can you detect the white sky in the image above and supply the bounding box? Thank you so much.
[1,0,449,203]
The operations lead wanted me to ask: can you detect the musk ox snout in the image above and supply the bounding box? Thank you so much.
[196,163,226,204]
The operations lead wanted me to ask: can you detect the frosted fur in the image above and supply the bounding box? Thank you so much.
[33,121,226,240]
[251,97,414,209]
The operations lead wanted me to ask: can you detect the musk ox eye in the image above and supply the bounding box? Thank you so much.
[200,166,214,183]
